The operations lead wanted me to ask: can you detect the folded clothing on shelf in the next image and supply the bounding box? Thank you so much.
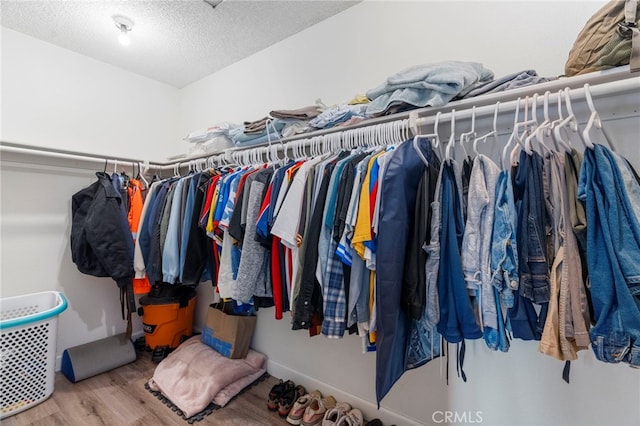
[230,119,287,146]
[365,61,494,115]
[270,105,322,120]
[459,69,554,99]
[309,104,369,129]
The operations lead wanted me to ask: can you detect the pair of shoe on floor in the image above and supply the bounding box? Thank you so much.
[322,401,365,426]
[267,379,306,418]
[286,390,366,426]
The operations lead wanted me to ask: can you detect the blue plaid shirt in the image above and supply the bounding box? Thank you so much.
[321,238,346,338]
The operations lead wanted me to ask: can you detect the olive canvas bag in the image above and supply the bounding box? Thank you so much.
[565,0,640,76]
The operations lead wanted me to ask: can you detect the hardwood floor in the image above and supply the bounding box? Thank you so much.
[3,351,289,426]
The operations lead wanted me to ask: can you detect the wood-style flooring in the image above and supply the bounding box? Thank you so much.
[2,351,289,426]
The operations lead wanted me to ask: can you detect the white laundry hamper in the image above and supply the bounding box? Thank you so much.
[0,291,68,418]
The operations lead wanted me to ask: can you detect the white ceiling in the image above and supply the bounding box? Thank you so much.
[0,0,359,88]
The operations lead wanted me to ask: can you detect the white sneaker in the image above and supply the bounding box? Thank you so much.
[322,402,352,426]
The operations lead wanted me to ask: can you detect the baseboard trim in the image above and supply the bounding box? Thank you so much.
[266,359,424,426]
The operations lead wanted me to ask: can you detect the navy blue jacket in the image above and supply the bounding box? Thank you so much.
[71,172,135,314]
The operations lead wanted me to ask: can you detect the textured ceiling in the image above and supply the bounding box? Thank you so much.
[0,0,359,88]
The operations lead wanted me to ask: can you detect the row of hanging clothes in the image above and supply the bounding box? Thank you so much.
[126,82,640,406]
[373,82,640,405]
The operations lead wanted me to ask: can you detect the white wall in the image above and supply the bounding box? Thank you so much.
[1,27,180,162]
[2,1,639,425]
[179,1,640,426]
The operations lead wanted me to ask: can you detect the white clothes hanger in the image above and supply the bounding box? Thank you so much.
[445,109,457,161]
[329,133,337,153]
[364,126,371,148]
[394,121,403,145]
[541,91,558,144]
[362,127,370,148]
[385,123,392,146]
[380,123,387,147]
[268,144,275,164]
[358,127,364,148]
[522,94,540,154]
[413,111,441,166]
[137,161,150,187]
[554,87,584,149]
[345,129,353,150]
[583,83,615,151]
[502,97,537,169]
[371,125,379,147]
[310,136,316,157]
[524,93,552,155]
[323,134,331,154]
[245,149,251,166]
[374,123,382,147]
[459,106,475,159]
[546,90,570,152]
[403,119,410,142]
[511,96,538,162]
[473,101,499,155]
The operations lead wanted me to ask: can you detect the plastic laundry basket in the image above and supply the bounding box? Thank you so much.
[0,291,68,419]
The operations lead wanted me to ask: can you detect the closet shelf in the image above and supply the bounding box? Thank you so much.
[1,66,638,171]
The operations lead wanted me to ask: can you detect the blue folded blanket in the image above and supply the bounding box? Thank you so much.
[366,61,494,115]
[229,119,287,146]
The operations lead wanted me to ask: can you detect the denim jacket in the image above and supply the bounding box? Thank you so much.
[462,155,500,330]
[490,170,519,308]
[578,144,640,367]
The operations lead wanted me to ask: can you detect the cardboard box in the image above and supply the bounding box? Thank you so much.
[201,305,257,359]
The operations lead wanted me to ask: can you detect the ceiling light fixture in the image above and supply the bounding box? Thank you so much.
[113,15,134,46]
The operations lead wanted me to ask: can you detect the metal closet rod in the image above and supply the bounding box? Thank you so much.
[0,142,158,169]
[1,67,638,171]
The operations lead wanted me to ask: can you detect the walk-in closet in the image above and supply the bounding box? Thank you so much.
[1,1,639,426]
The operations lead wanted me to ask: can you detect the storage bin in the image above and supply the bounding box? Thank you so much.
[0,291,68,419]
